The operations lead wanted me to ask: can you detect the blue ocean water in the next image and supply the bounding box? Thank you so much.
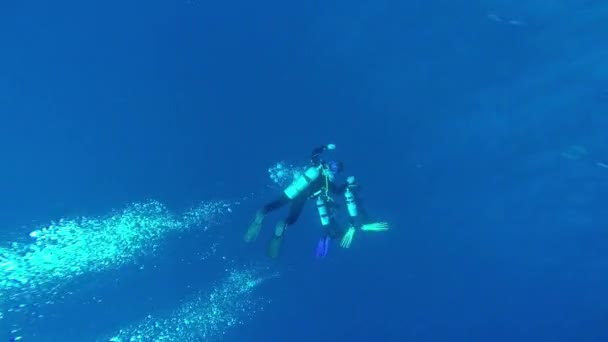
[1,0,607,341]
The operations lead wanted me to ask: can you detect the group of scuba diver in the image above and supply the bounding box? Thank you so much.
[244,143,389,258]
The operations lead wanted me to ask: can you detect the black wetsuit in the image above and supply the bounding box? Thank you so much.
[259,145,344,227]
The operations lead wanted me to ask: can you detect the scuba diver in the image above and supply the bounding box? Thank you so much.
[244,143,345,258]
[315,174,361,258]
[315,175,389,258]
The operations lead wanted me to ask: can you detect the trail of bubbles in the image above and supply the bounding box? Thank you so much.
[267,161,306,188]
[105,267,276,342]
[0,199,235,318]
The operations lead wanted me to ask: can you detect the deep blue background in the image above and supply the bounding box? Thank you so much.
[1,0,607,341]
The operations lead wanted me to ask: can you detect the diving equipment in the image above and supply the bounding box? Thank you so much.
[283,166,322,199]
[268,221,287,258]
[315,236,330,258]
[340,225,356,248]
[274,220,286,237]
[244,210,265,243]
[316,197,331,226]
[268,235,283,258]
[344,182,358,218]
[322,167,336,182]
[361,222,390,231]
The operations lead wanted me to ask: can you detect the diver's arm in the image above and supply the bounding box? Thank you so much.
[311,143,336,165]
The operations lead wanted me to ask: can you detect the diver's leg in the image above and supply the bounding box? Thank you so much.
[261,194,291,214]
[326,220,346,239]
[244,194,290,243]
[284,195,307,226]
[268,196,306,258]
[315,218,339,258]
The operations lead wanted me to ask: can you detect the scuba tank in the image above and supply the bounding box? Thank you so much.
[316,197,331,226]
[345,176,358,218]
[283,166,321,199]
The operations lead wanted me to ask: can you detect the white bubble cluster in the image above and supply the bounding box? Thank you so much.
[104,268,275,342]
[0,199,234,318]
[268,161,306,187]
